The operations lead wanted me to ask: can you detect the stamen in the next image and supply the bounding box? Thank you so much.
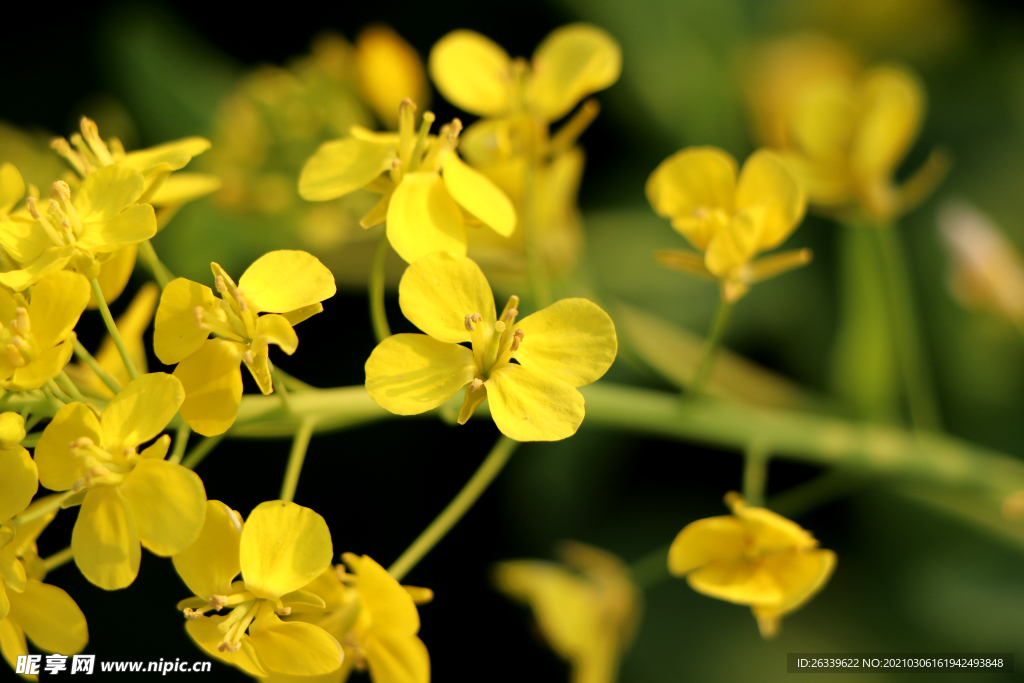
[494,321,506,334]
[13,308,29,335]
[80,117,114,166]
[232,288,248,312]
[242,349,255,365]
[209,594,229,609]
[194,306,209,330]
[407,111,436,172]
[389,157,403,183]
[52,181,72,202]
[5,344,25,368]
[275,606,292,616]
[69,133,101,169]
[465,313,482,331]
[26,196,40,219]
[51,137,91,176]
[72,437,95,449]
[510,329,524,352]
[214,276,229,295]
[468,378,484,392]
[499,295,520,324]
[183,608,204,620]
[11,336,27,350]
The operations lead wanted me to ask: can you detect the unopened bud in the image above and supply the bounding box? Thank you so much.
[0,412,26,448]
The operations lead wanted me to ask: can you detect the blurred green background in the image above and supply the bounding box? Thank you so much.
[4,0,1024,680]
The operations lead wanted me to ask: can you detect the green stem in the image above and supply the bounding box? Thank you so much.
[42,546,74,573]
[768,469,865,519]
[630,543,671,589]
[13,491,74,526]
[389,435,518,581]
[90,279,139,380]
[273,367,315,391]
[46,380,71,404]
[169,423,191,465]
[522,159,551,309]
[72,339,121,394]
[181,435,225,470]
[55,372,86,403]
[690,299,733,394]
[874,225,942,431]
[280,419,316,503]
[742,442,770,508]
[271,363,292,413]
[369,231,391,343]
[137,239,174,289]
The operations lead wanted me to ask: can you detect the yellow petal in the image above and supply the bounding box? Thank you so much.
[687,558,783,606]
[0,548,26,594]
[7,495,59,560]
[72,486,140,590]
[851,67,923,184]
[527,23,622,122]
[0,214,51,265]
[185,615,268,677]
[153,277,216,365]
[386,172,466,264]
[654,249,715,279]
[754,549,836,619]
[0,245,75,292]
[0,616,28,675]
[646,147,736,251]
[513,298,617,388]
[298,138,396,201]
[119,459,206,556]
[248,610,343,676]
[0,582,9,622]
[429,30,512,117]
[0,412,25,448]
[254,314,298,355]
[366,632,430,683]
[365,334,476,416]
[240,501,333,601]
[486,364,584,442]
[6,579,88,655]
[704,212,762,278]
[100,373,184,449]
[355,25,429,129]
[175,340,244,437]
[139,434,170,460]
[147,172,222,206]
[34,402,102,492]
[28,271,90,348]
[243,343,274,396]
[735,150,805,251]
[398,251,495,343]
[6,336,76,391]
[120,137,212,175]
[238,251,336,314]
[172,501,243,600]
[747,249,813,284]
[344,554,419,633]
[0,445,36,524]
[0,163,25,214]
[89,244,137,308]
[667,516,746,576]
[441,153,516,237]
[77,203,158,254]
[282,302,323,326]
[73,165,144,221]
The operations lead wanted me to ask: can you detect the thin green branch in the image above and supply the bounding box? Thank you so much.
[137,239,175,289]
[690,299,733,395]
[42,546,74,573]
[169,423,191,465]
[181,435,226,470]
[46,380,72,404]
[521,159,551,309]
[90,279,139,381]
[280,419,316,503]
[55,371,86,403]
[630,543,671,590]
[271,363,292,413]
[73,338,122,395]
[13,491,74,526]
[742,442,770,508]
[369,231,391,343]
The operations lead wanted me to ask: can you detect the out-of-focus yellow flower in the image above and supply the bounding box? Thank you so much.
[175,500,343,677]
[153,250,335,436]
[355,25,429,129]
[365,252,616,441]
[494,542,641,683]
[668,492,836,638]
[1,413,37,620]
[33,373,207,590]
[65,283,159,398]
[299,99,516,264]
[0,271,90,391]
[745,35,947,223]
[647,147,809,302]
[938,201,1024,327]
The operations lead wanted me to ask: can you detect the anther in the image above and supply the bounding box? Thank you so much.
[183,608,203,620]
[233,288,248,312]
[26,196,40,219]
[242,350,255,365]
[214,276,228,295]
[72,436,95,449]
[209,595,229,609]
[14,308,30,335]
[468,378,484,392]
[399,98,417,114]
[218,642,241,653]
[52,180,72,202]
[5,344,25,368]
[510,329,524,352]
[193,306,209,330]
[275,606,292,616]
[465,313,482,331]
[503,308,518,323]
[494,321,506,334]
[391,158,403,171]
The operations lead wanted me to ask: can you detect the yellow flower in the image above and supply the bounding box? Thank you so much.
[298,100,516,264]
[668,492,836,638]
[1,413,37,621]
[174,500,343,677]
[153,250,336,436]
[745,36,947,223]
[355,25,429,129]
[494,542,641,683]
[365,252,617,441]
[33,373,207,590]
[646,147,809,302]
[0,271,90,391]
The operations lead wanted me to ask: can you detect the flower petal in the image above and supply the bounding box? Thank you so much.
[754,549,836,619]
[704,212,762,278]
[0,615,28,674]
[429,30,512,117]
[35,402,102,492]
[0,163,25,214]
[0,214,51,266]
[153,277,216,365]
[185,615,267,677]
[7,579,88,655]
[646,147,737,251]
[399,251,495,343]
[238,250,336,314]
[28,271,91,348]
[90,245,137,308]
[299,137,396,201]
[72,486,141,590]
[147,172,222,206]
[172,501,243,600]
[527,23,622,122]
[121,137,212,175]
[355,25,430,128]
[851,67,923,184]
[486,364,584,442]
[175,340,244,437]
[100,373,184,449]
[386,172,466,264]
[668,516,746,576]
[687,559,783,606]
[254,314,298,355]
[441,153,516,237]
[6,336,76,391]
[344,554,419,633]
[735,150,805,251]
[77,203,157,254]
[365,334,477,416]
[248,610,343,675]
[240,501,333,601]
[119,459,206,556]
[366,632,430,683]
[0,445,37,524]
[513,298,617,387]
[0,245,75,292]
[73,165,145,222]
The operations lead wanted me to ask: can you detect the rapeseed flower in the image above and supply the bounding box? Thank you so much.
[355,25,429,129]
[668,492,836,638]
[175,500,343,677]
[494,542,641,683]
[365,252,617,441]
[646,147,809,302]
[1,413,37,621]
[153,250,335,436]
[33,373,207,589]
[298,99,516,264]
[0,271,90,391]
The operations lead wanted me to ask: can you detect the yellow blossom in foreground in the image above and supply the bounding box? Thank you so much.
[495,542,641,683]
[355,25,429,129]
[668,492,836,638]
[1,413,37,621]
[174,500,343,677]
[0,271,90,391]
[34,373,207,589]
[153,250,336,436]
[298,99,516,264]
[365,253,617,441]
[647,147,809,302]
